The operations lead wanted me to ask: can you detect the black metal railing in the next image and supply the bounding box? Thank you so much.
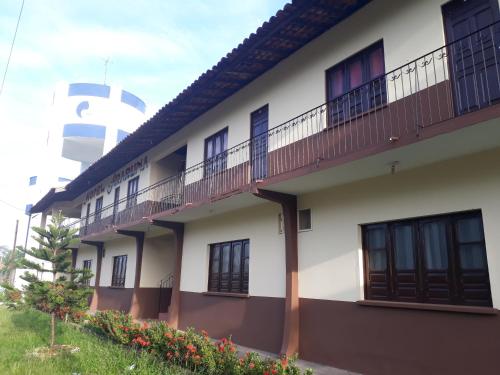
[68,22,500,236]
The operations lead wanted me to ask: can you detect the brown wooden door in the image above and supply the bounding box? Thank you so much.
[419,218,454,304]
[390,222,419,302]
[443,0,500,113]
[112,187,120,224]
[250,106,268,180]
[453,213,492,306]
[363,224,391,300]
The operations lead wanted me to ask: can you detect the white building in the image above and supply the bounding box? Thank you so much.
[15,82,146,288]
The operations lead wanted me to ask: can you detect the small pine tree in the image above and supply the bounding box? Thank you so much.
[18,212,92,347]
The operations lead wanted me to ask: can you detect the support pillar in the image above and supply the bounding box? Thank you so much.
[116,230,145,318]
[253,189,299,356]
[70,248,78,268]
[81,240,103,312]
[151,220,184,329]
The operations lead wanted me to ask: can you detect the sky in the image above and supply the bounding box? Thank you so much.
[0,0,288,247]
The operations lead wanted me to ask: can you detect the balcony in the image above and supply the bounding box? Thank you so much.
[72,22,500,238]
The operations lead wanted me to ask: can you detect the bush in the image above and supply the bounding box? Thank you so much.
[0,283,23,309]
[87,310,312,375]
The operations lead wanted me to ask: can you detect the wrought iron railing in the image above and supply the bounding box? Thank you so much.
[69,22,500,236]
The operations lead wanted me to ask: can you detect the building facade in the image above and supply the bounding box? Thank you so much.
[31,1,500,374]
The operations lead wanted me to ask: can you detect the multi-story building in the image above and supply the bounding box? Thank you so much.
[31,1,500,374]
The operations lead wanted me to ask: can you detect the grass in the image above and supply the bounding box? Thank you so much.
[0,307,189,375]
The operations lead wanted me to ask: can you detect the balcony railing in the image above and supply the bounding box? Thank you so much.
[70,22,500,237]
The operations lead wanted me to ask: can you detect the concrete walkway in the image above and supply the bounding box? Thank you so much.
[236,345,362,375]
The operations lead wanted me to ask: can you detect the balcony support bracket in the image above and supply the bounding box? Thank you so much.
[150,220,185,328]
[252,188,299,357]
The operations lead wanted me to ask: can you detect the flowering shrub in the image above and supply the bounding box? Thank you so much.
[87,310,312,375]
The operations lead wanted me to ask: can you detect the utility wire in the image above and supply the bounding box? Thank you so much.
[0,0,25,98]
[0,199,25,212]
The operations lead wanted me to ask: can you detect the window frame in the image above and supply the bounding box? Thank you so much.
[204,127,228,177]
[83,260,92,286]
[325,40,386,125]
[298,208,312,232]
[111,255,127,288]
[208,239,249,295]
[95,196,104,221]
[362,210,492,307]
[126,177,139,208]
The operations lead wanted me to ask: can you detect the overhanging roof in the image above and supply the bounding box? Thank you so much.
[32,0,370,214]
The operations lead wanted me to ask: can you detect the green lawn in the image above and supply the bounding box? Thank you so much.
[0,307,188,375]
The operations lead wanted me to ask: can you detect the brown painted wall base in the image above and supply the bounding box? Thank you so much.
[96,287,134,312]
[178,291,285,353]
[299,298,500,375]
[95,287,169,319]
[134,287,171,319]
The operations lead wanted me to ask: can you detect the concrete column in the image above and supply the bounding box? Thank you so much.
[151,220,184,328]
[253,189,299,356]
[116,230,145,318]
[82,241,103,312]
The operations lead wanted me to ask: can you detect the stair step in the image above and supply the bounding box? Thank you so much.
[158,312,169,321]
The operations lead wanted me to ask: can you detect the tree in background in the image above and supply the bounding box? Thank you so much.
[0,245,23,284]
[18,212,92,348]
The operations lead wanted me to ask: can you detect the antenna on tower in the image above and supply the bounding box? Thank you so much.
[103,57,112,85]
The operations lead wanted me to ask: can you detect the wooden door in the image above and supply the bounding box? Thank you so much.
[420,218,454,304]
[363,224,391,300]
[250,105,268,180]
[443,0,500,113]
[112,187,120,224]
[390,222,419,302]
[453,213,492,306]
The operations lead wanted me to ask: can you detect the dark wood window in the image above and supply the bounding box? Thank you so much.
[298,209,312,231]
[204,128,228,176]
[362,211,492,307]
[95,196,103,221]
[208,239,249,294]
[326,41,386,124]
[83,260,92,286]
[126,177,139,208]
[111,255,127,287]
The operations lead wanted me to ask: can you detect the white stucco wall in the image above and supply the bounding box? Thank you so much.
[140,234,176,288]
[75,244,98,287]
[298,148,500,308]
[99,237,136,288]
[181,202,286,298]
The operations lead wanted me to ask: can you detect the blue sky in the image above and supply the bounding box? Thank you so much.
[0,0,288,246]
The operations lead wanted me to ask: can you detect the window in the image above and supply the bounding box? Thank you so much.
[326,41,386,124]
[127,177,139,208]
[204,128,228,176]
[298,209,312,231]
[25,204,33,215]
[362,211,492,307]
[95,196,103,221]
[208,239,249,294]
[83,260,92,286]
[111,255,127,287]
[29,176,37,186]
